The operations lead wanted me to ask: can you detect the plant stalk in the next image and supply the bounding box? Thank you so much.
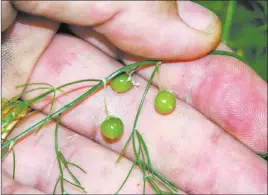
[222,0,237,44]
[2,60,158,153]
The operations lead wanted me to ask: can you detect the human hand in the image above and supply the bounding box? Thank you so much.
[2,1,267,194]
[2,0,222,98]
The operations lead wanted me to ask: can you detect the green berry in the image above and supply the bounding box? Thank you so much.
[154,90,176,114]
[101,116,124,139]
[110,73,133,93]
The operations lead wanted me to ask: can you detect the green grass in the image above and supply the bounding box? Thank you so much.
[194,0,267,82]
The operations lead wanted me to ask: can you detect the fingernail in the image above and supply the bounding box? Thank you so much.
[178,1,219,33]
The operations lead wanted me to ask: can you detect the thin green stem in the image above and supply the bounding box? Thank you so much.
[136,141,146,178]
[27,79,101,105]
[2,60,158,152]
[1,100,25,113]
[1,147,9,160]
[55,116,60,152]
[58,155,64,194]
[156,63,163,90]
[12,149,16,179]
[63,178,86,192]
[222,0,237,44]
[16,82,54,89]
[53,177,60,195]
[114,161,136,195]
[16,82,64,94]
[144,162,178,190]
[11,87,51,101]
[116,132,133,163]
[53,115,86,194]
[146,178,162,194]
[59,152,81,186]
[132,62,160,134]
[34,89,57,135]
[131,63,160,161]
[115,62,160,194]
[54,116,65,194]
[103,80,109,117]
[1,141,15,160]
[139,149,147,194]
[132,131,139,160]
[49,90,57,115]
[210,50,248,64]
[67,162,87,173]
[115,139,144,195]
[136,130,151,169]
[148,176,175,194]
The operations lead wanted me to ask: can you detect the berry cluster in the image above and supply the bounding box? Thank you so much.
[101,72,176,140]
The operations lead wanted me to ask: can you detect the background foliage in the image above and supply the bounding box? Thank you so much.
[195,0,267,82]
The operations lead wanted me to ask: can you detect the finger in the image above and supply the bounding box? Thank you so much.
[69,26,121,60]
[2,112,186,194]
[70,26,232,60]
[1,1,17,32]
[13,1,221,60]
[22,34,267,194]
[65,25,267,154]
[2,13,59,99]
[2,171,44,194]
[120,46,268,154]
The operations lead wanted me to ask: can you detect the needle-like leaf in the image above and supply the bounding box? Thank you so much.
[12,148,16,179]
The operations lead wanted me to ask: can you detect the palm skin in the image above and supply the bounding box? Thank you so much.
[2,1,267,194]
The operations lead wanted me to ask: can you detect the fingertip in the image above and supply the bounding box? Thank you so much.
[177,0,223,59]
[95,1,222,61]
[178,1,220,34]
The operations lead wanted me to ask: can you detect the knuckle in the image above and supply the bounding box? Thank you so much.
[85,1,122,25]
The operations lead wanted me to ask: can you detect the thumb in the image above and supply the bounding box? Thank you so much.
[12,1,221,60]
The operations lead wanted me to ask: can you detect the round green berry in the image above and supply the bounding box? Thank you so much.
[154,90,176,114]
[110,73,133,93]
[101,116,124,139]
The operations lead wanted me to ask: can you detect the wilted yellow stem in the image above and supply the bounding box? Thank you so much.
[1,99,29,143]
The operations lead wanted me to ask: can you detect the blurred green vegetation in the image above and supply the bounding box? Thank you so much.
[194,0,267,82]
